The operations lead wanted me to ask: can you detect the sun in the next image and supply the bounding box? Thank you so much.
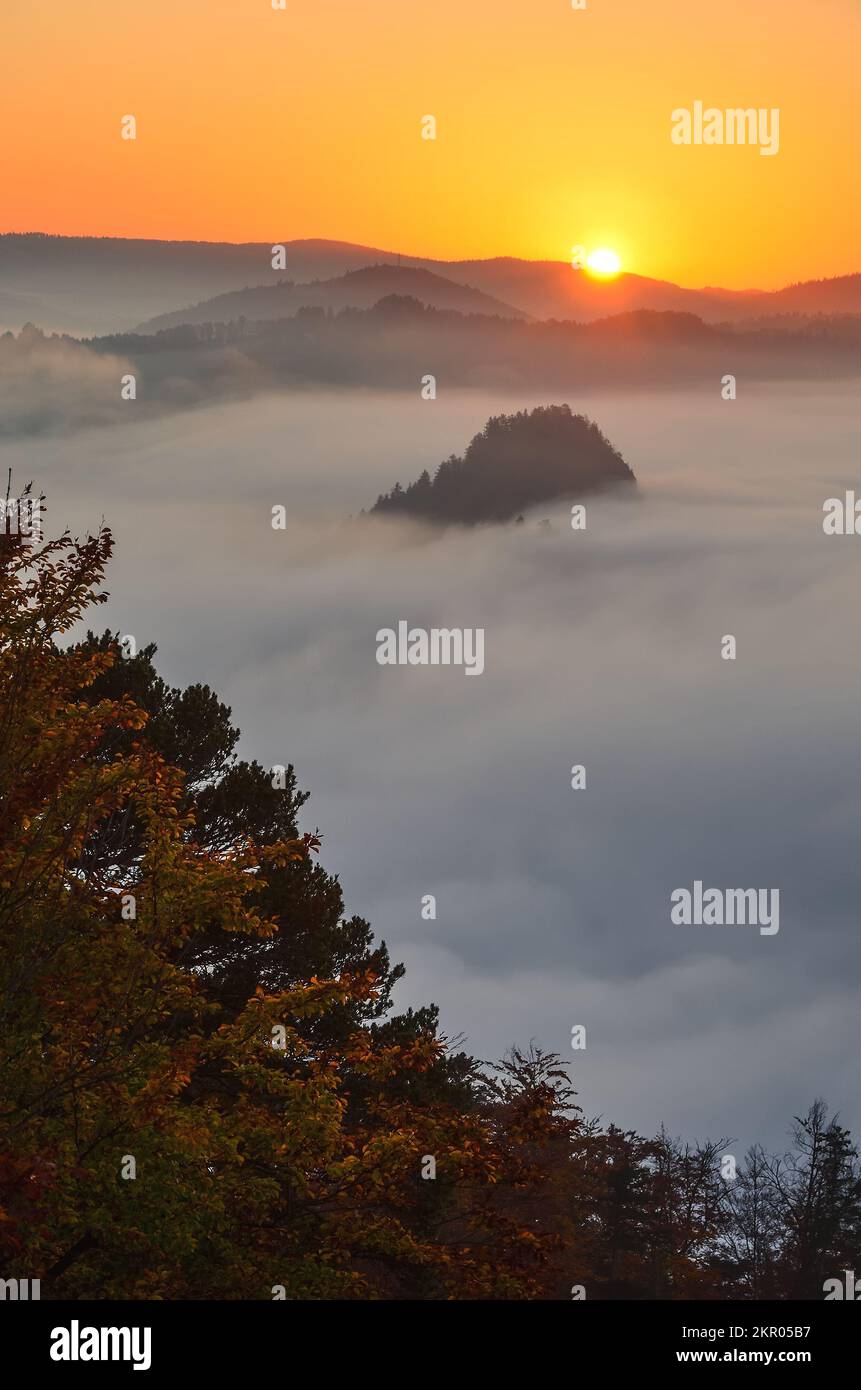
[586,248,622,278]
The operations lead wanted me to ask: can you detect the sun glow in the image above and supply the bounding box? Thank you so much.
[586,248,622,277]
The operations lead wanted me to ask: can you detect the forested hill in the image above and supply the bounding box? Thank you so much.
[369,404,637,524]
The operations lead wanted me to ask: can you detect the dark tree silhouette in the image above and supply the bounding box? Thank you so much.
[369,404,636,525]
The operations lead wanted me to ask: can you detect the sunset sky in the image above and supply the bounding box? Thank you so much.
[3,0,858,288]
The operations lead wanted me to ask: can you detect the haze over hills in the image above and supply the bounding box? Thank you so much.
[5,297,861,440]
[2,233,861,337]
[135,265,529,333]
[756,275,861,315]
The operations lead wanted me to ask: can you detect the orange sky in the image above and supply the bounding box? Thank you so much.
[2,0,858,288]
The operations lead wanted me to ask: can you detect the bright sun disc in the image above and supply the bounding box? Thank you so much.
[586,248,622,277]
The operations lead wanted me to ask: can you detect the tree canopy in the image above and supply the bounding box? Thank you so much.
[370,405,636,525]
[1,511,857,1300]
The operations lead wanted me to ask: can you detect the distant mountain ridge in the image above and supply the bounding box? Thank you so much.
[1,233,860,336]
[134,265,529,332]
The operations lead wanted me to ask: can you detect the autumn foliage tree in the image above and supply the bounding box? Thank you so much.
[2,511,859,1301]
[0,514,562,1298]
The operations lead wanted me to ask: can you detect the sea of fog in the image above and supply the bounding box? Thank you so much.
[5,383,860,1152]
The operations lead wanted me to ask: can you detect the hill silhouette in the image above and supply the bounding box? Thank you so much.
[369,404,636,525]
[3,233,861,336]
[134,264,528,331]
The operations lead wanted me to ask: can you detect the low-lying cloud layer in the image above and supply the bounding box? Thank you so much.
[6,384,859,1151]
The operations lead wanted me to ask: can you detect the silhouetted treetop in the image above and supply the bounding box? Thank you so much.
[369,404,636,524]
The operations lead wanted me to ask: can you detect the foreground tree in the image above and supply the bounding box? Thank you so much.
[2,512,859,1300]
[0,516,560,1298]
[757,1103,861,1299]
